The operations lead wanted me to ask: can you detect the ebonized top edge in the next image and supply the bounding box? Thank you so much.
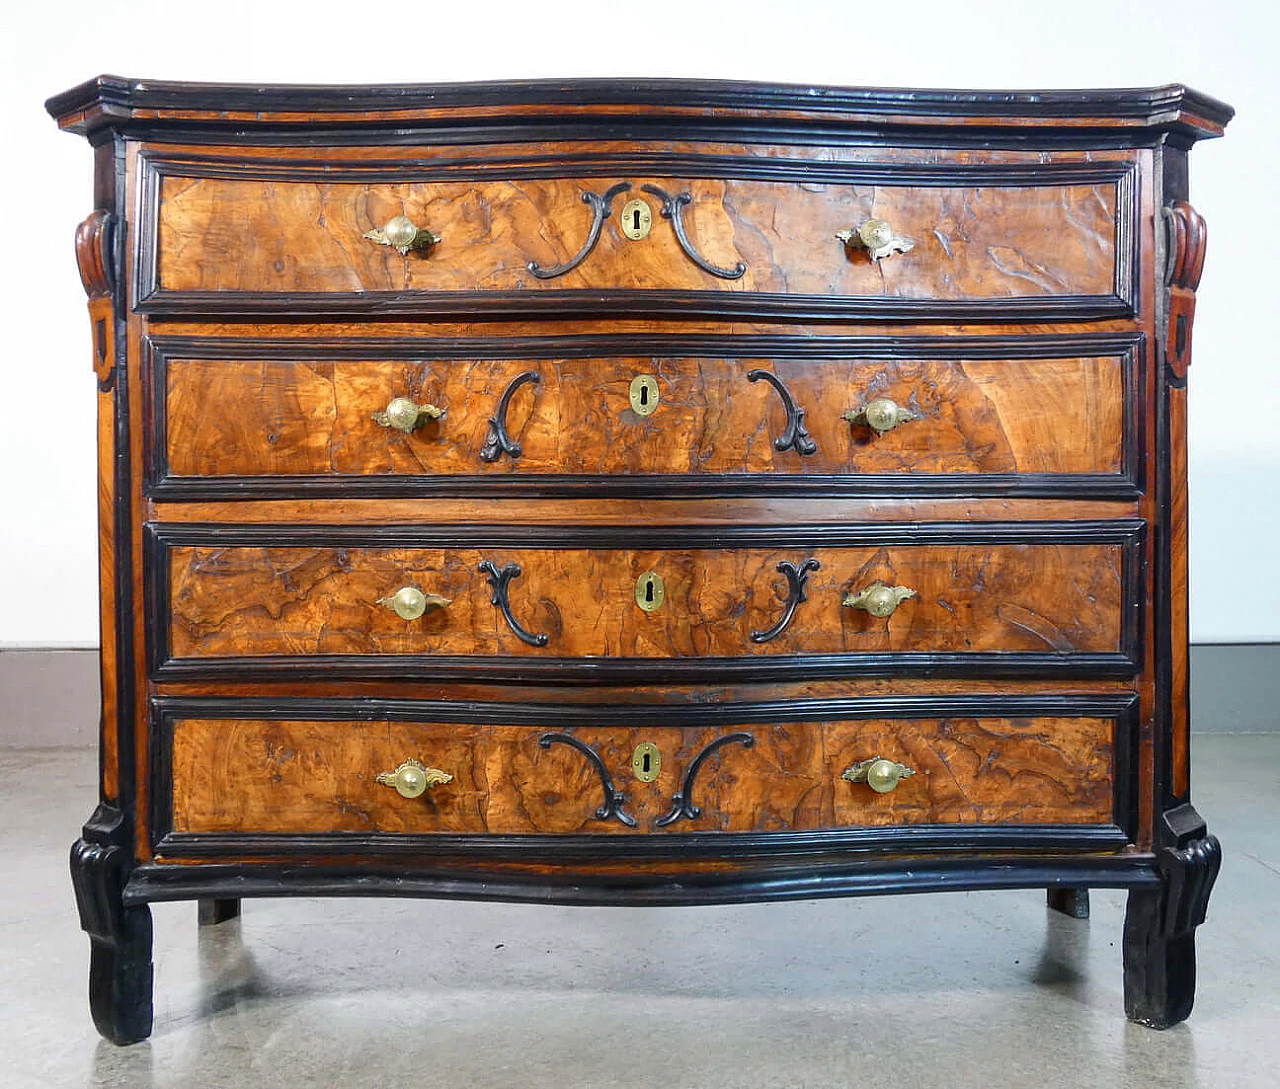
[46,75,1234,141]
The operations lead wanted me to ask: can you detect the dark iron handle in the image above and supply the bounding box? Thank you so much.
[480,370,540,463]
[478,560,549,647]
[747,370,817,456]
[538,733,638,827]
[527,182,632,279]
[750,559,821,644]
[656,733,755,828]
[642,184,747,280]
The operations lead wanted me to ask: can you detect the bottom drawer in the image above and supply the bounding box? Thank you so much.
[154,698,1131,847]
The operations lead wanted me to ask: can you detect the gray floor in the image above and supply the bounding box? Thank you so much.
[2,739,1278,1089]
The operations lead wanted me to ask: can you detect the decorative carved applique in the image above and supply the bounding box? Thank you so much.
[1163,201,1207,381]
[75,209,117,390]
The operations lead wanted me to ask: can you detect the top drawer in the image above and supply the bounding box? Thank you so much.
[135,150,1140,321]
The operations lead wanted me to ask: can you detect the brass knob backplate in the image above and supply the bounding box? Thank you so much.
[836,218,914,261]
[364,214,441,256]
[372,396,445,435]
[845,397,918,435]
[843,581,916,618]
[375,758,453,799]
[842,757,915,794]
[377,586,452,621]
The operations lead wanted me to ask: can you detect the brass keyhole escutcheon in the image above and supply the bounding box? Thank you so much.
[632,742,661,783]
[621,198,653,240]
[629,374,660,417]
[635,571,665,612]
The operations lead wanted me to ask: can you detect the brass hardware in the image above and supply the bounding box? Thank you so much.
[843,581,916,618]
[632,742,661,783]
[376,586,452,620]
[845,397,917,435]
[629,374,660,416]
[371,396,445,434]
[842,756,915,794]
[836,218,914,261]
[635,571,665,612]
[364,214,440,256]
[620,198,653,240]
[375,758,453,799]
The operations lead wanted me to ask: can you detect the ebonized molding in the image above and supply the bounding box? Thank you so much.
[142,331,1144,501]
[146,692,1140,855]
[143,520,1145,683]
[124,856,1163,910]
[131,152,1140,322]
[48,77,1234,146]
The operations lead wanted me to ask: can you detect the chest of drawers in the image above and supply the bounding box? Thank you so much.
[48,76,1231,1044]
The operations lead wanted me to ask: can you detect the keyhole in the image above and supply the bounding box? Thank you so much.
[633,208,643,232]
[645,578,655,603]
[642,751,652,775]
[640,384,650,407]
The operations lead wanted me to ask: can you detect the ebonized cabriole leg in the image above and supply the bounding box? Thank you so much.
[1047,887,1091,919]
[69,806,153,1045]
[198,899,241,927]
[1123,805,1222,1029]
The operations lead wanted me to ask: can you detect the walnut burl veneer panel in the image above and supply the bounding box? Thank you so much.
[161,355,1124,481]
[165,543,1123,660]
[153,174,1118,301]
[167,716,1115,836]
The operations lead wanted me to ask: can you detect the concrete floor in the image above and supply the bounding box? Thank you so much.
[1,738,1277,1089]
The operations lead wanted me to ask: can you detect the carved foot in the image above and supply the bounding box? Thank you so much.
[69,806,153,1045]
[198,898,241,927]
[1123,805,1221,1029]
[1047,887,1091,919]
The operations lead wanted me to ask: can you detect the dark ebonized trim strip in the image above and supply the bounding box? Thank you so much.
[146,692,1139,856]
[150,652,1140,685]
[131,152,1138,322]
[123,856,1162,909]
[139,151,1138,187]
[142,331,1143,502]
[147,518,1145,549]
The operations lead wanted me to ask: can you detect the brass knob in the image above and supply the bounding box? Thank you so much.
[845,397,918,435]
[375,758,453,799]
[843,581,916,618]
[372,396,445,434]
[364,214,441,256]
[836,218,914,261]
[376,586,452,620]
[842,756,915,794]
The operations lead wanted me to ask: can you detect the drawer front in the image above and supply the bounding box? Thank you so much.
[138,152,1138,320]
[146,335,1140,500]
[153,697,1131,847]
[148,523,1142,680]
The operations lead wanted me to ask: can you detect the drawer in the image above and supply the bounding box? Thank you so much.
[151,696,1135,850]
[136,151,1138,321]
[146,522,1143,681]
[144,334,1141,500]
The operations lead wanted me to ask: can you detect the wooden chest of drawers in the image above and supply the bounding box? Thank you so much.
[48,76,1232,1043]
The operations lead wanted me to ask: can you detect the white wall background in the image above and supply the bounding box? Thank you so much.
[1,0,1275,646]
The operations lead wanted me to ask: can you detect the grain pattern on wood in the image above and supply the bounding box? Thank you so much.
[161,355,1124,480]
[167,715,1116,836]
[153,174,1118,300]
[165,543,1124,660]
